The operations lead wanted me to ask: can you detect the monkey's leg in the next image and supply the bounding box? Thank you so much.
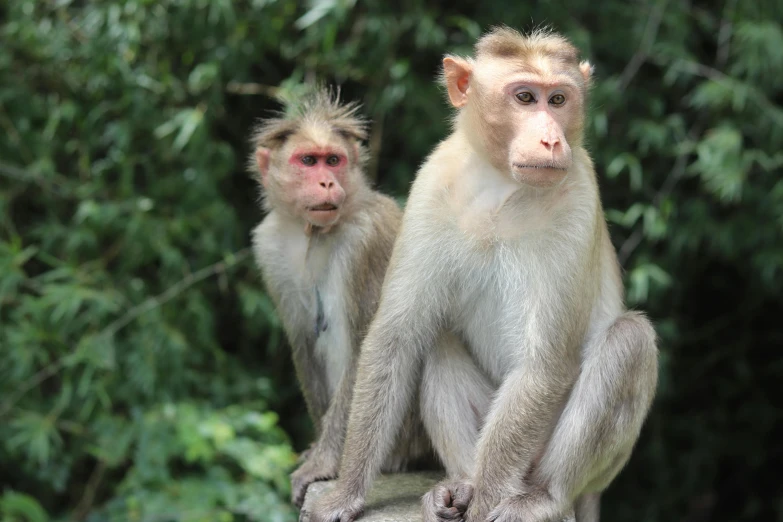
[421,332,493,476]
[486,311,658,522]
[420,333,494,522]
[573,493,600,522]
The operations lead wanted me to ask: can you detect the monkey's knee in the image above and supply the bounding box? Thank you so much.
[609,311,658,397]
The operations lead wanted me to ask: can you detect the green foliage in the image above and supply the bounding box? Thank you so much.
[1,0,781,521]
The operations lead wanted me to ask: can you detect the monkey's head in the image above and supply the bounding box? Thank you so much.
[442,27,593,188]
[251,88,368,231]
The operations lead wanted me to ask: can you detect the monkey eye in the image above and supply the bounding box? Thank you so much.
[301,155,316,166]
[326,155,340,166]
[515,91,535,104]
[549,93,566,106]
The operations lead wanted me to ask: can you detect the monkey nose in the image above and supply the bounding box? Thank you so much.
[319,180,335,189]
[541,138,560,151]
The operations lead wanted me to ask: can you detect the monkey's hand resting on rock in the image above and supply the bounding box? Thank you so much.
[299,488,364,522]
[290,447,340,508]
[421,480,474,522]
[296,442,316,465]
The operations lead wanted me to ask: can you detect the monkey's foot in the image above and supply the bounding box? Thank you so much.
[299,489,364,522]
[484,493,574,522]
[422,480,474,522]
[290,454,339,508]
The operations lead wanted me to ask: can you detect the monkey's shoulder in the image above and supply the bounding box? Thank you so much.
[362,191,403,238]
[251,213,308,268]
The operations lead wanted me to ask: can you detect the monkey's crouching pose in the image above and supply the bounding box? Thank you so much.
[250,89,430,509]
[305,29,658,522]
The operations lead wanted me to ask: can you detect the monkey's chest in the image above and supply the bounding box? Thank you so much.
[259,226,353,396]
[308,266,352,396]
[454,249,540,382]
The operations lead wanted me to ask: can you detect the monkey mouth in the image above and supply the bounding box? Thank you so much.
[308,203,339,212]
[512,163,568,171]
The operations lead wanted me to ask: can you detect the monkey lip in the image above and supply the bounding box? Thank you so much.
[512,163,568,172]
[308,203,339,212]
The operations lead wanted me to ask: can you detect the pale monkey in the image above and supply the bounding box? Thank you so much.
[303,29,658,522]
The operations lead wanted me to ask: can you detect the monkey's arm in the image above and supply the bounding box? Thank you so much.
[293,197,403,508]
[286,330,332,430]
[290,352,357,506]
[304,222,447,521]
[467,300,588,519]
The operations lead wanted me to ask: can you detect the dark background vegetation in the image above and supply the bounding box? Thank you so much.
[1,0,781,521]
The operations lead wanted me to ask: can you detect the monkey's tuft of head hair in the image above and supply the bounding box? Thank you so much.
[476,25,580,66]
[251,85,368,151]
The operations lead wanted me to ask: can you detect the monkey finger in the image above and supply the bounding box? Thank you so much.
[291,481,307,508]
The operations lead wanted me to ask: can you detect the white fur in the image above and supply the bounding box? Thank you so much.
[252,213,354,396]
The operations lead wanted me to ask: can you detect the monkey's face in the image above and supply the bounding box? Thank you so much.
[256,133,353,228]
[282,139,350,228]
[445,54,588,189]
[477,58,587,188]
[286,133,354,228]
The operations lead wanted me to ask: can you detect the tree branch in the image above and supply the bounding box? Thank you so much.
[0,248,253,418]
[616,0,668,93]
[101,248,252,338]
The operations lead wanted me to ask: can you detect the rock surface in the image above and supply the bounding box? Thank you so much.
[300,472,444,521]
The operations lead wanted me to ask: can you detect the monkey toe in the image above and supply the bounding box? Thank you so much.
[451,482,474,511]
[484,494,575,522]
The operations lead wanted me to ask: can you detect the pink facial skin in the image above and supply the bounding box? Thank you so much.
[287,147,348,227]
[503,82,576,187]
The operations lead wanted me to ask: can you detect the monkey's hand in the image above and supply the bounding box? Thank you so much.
[298,487,364,522]
[422,480,474,522]
[296,442,316,465]
[291,450,340,508]
[484,494,575,522]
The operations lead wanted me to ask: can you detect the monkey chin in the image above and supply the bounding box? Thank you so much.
[305,207,341,231]
[510,164,569,188]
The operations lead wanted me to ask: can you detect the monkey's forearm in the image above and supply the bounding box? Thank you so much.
[290,341,330,430]
[310,358,357,459]
[474,361,576,497]
[336,331,421,498]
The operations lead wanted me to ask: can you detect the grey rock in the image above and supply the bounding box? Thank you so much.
[300,472,445,521]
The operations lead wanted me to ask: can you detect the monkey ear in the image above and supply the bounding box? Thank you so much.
[442,56,472,108]
[579,60,594,83]
[255,147,271,186]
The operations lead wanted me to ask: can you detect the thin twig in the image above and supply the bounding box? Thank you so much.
[101,248,252,338]
[716,0,738,68]
[660,58,783,126]
[0,360,66,417]
[0,249,253,418]
[226,81,279,96]
[0,160,69,196]
[73,460,107,521]
[618,127,700,266]
[367,110,385,183]
[616,0,668,93]
[0,106,31,163]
